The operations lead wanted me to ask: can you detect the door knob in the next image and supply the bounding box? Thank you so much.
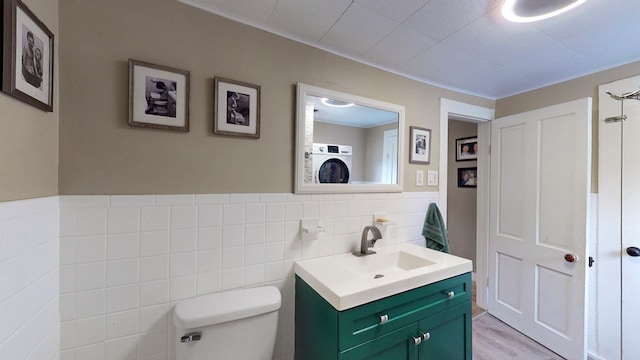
[564,253,579,263]
[627,247,640,257]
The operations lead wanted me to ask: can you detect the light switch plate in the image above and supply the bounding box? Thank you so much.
[427,170,438,186]
[416,170,424,187]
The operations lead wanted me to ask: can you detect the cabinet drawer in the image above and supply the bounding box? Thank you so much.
[338,272,471,351]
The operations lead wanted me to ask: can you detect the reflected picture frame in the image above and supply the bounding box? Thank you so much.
[214,77,260,138]
[128,59,190,132]
[409,126,431,164]
[2,0,54,111]
[456,136,478,161]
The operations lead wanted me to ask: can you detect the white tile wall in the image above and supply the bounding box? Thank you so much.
[59,192,438,360]
[0,196,60,360]
[0,191,607,360]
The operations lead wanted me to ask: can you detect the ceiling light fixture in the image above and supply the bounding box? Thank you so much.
[502,0,586,23]
[321,98,354,108]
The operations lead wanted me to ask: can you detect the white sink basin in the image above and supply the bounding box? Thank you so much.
[336,251,436,279]
[294,243,472,311]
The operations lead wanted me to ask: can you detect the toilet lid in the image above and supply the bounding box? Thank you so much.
[173,286,281,329]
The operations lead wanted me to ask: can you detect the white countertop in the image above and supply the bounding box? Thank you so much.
[294,243,472,311]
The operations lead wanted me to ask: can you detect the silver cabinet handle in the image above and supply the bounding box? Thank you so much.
[421,332,431,341]
[444,290,454,298]
[413,336,422,346]
[379,314,389,324]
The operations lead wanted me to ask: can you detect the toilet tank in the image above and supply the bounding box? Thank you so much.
[173,286,281,360]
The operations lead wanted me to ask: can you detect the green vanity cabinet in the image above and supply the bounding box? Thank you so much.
[417,302,472,359]
[339,323,419,360]
[295,272,472,360]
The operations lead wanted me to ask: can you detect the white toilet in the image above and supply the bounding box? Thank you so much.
[173,286,281,360]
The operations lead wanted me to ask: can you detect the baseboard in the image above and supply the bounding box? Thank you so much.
[587,352,606,360]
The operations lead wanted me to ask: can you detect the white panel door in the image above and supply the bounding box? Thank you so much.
[489,98,592,359]
[621,90,640,360]
[600,76,640,359]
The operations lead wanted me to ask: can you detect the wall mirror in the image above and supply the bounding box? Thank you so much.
[295,83,405,193]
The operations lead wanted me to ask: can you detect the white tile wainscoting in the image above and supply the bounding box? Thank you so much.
[58,192,438,360]
[0,197,60,360]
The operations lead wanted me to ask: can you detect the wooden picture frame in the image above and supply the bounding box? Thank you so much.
[2,0,54,111]
[128,59,190,132]
[214,77,260,138]
[409,126,431,164]
[455,136,478,161]
[458,167,477,188]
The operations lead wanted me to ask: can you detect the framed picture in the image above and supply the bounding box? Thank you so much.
[409,126,431,164]
[455,136,478,161]
[128,59,190,132]
[2,0,54,111]
[458,167,477,188]
[214,77,260,138]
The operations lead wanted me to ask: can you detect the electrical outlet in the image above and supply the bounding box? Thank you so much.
[416,170,424,186]
[427,170,438,186]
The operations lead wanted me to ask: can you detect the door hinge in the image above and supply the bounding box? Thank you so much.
[488,145,491,155]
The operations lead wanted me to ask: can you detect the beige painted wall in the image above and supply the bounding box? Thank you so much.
[496,60,640,192]
[58,0,493,195]
[447,120,477,270]
[0,0,59,202]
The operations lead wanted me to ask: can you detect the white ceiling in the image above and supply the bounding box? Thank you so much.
[180,0,640,99]
[309,94,399,128]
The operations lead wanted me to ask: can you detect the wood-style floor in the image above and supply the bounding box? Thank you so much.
[471,282,564,359]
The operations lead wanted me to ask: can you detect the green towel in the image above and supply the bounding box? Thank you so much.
[421,203,450,253]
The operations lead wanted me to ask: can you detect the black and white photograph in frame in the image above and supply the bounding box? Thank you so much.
[128,59,190,132]
[2,0,54,111]
[409,126,431,164]
[214,77,260,138]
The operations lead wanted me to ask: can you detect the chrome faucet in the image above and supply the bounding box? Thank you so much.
[354,226,382,256]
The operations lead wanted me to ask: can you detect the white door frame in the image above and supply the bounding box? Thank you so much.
[439,98,494,309]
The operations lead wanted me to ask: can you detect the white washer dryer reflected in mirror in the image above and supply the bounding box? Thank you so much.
[295,83,405,193]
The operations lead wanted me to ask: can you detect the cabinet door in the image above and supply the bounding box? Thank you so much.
[418,301,471,360]
[339,323,419,360]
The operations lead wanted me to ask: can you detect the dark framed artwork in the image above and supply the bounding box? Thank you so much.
[214,77,260,138]
[455,136,478,161]
[128,59,190,132]
[2,0,54,111]
[409,126,431,164]
[458,167,477,188]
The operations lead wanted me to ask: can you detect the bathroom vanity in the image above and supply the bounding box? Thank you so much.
[294,243,472,359]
